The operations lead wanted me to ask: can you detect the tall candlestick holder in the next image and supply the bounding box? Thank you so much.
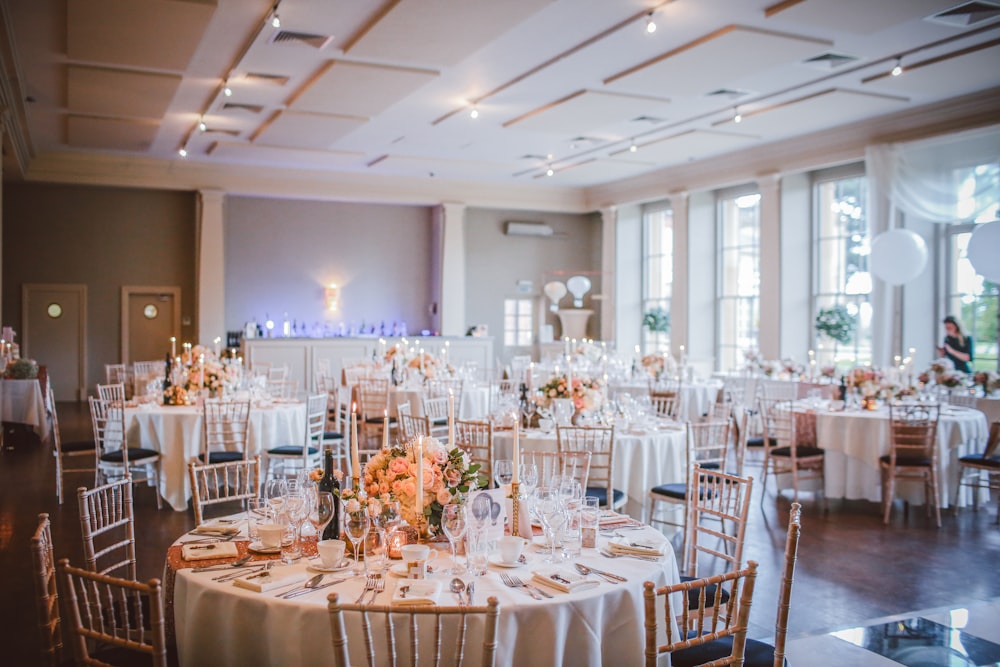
[510,481,521,537]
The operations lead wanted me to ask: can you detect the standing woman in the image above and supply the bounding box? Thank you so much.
[937,315,974,373]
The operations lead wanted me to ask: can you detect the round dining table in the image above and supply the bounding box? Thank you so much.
[0,377,51,444]
[166,520,680,667]
[612,379,723,422]
[125,400,306,511]
[493,424,687,520]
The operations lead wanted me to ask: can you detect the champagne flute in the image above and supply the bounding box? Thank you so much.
[344,507,369,576]
[308,491,335,544]
[441,504,468,574]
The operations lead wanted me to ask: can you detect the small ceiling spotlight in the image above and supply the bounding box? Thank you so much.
[178,147,188,158]
[271,12,281,28]
[733,107,742,123]
[198,119,207,132]
[546,166,554,177]
[891,57,903,77]
[629,140,638,152]
[469,105,479,119]
[223,82,233,97]
[645,11,657,34]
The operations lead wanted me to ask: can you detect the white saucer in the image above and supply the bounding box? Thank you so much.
[388,563,410,577]
[247,541,281,554]
[308,560,351,573]
[488,555,524,569]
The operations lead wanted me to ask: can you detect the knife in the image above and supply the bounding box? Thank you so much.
[282,578,347,599]
[628,542,659,551]
[467,581,475,605]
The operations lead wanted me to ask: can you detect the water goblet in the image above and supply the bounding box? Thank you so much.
[533,487,566,563]
[493,459,514,487]
[308,491,335,544]
[441,504,468,574]
[519,463,539,496]
[344,507,369,576]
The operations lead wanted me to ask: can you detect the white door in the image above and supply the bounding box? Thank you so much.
[22,284,87,400]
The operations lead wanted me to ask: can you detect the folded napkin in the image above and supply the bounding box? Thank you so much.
[232,568,309,593]
[190,522,240,536]
[530,566,599,593]
[607,534,667,557]
[598,511,633,527]
[391,580,442,606]
[181,542,240,561]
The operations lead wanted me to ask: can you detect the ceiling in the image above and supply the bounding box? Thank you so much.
[2,0,1000,191]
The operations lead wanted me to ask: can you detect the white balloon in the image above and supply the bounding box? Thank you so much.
[870,229,928,285]
[566,276,592,307]
[967,220,1000,283]
[543,281,567,303]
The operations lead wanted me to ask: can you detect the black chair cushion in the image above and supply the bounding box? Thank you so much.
[100,448,159,464]
[671,633,782,667]
[62,439,96,453]
[959,454,1000,468]
[323,431,344,440]
[746,436,777,449]
[680,575,731,610]
[197,451,245,464]
[585,486,625,507]
[364,416,397,424]
[772,445,824,458]
[267,446,319,456]
[698,461,721,470]
[432,417,448,426]
[651,483,687,499]
[879,454,932,467]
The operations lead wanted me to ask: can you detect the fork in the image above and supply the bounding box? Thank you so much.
[355,575,377,604]
[366,576,385,604]
[500,572,540,600]
[599,548,660,562]
[509,575,553,599]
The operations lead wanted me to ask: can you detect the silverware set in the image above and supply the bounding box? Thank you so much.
[279,575,348,600]
[598,547,661,562]
[354,574,384,604]
[499,573,552,600]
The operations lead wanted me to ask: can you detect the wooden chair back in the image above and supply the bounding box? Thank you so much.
[643,561,758,667]
[327,593,500,667]
[31,513,62,667]
[90,396,127,460]
[454,419,494,487]
[77,477,137,580]
[97,382,126,405]
[398,407,431,445]
[59,559,167,667]
[683,465,753,578]
[887,403,940,462]
[650,388,681,420]
[50,386,96,504]
[773,503,802,667]
[524,450,591,491]
[687,417,732,469]
[556,425,615,503]
[202,398,251,461]
[189,455,261,525]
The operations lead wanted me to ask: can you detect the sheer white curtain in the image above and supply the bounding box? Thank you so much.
[866,125,1000,365]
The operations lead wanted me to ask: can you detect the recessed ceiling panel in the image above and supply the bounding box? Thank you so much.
[712,89,909,136]
[291,61,438,118]
[208,142,363,168]
[864,43,1000,98]
[507,90,670,136]
[346,0,555,66]
[548,158,655,184]
[67,0,217,72]
[67,115,159,151]
[369,155,512,179]
[611,129,759,163]
[67,66,182,119]
[605,26,831,97]
[766,0,955,35]
[254,110,367,149]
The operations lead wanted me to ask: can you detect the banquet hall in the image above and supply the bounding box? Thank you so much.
[0,1,999,665]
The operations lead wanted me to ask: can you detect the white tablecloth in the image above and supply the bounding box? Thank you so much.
[612,380,722,422]
[814,404,989,508]
[0,378,51,444]
[171,528,680,666]
[494,427,687,520]
[973,396,1000,423]
[388,385,490,420]
[125,402,306,511]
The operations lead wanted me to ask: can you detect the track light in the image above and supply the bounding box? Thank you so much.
[271,12,280,28]
[733,107,742,124]
[198,119,207,132]
[629,140,638,153]
[891,58,903,77]
[178,147,188,158]
[469,106,479,119]
[645,12,656,34]
[546,166,554,177]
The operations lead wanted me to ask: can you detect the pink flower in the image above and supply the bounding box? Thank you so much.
[436,488,451,505]
[398,479,416,498]
[444,468,462,487]
[333,470,344,482]
[389,458,410,475]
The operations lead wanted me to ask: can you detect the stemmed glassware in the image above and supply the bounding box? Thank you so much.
[280,489,310,563]
[532,487,567,563]
[344,504,369,576]
[493,459,514,487]
[264,478,288,513]
[441,504,467,574]
[519,463,538,497]
[308,491,335,545]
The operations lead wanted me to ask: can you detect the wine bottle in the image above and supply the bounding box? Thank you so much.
[837,375,847,402]
[319,449,341,540]
[163,353,172,391]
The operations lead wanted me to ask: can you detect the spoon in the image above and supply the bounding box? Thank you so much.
[450,578,467,605]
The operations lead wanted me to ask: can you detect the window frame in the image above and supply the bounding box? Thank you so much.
[502,297,534,348]
[715,185,761,372]
[641,201,673,353]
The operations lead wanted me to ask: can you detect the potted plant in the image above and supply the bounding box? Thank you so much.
[815,305,856,345]
[643,307,671,335]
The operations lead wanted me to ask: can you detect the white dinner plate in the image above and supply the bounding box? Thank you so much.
[308,559,352,573]
[247,541,281,554]
[488,555,524,569]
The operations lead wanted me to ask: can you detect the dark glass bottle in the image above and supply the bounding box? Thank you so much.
[319,449,341,540]
[837,375,847,402]
[518,382,532,429]
[163,353,172,391]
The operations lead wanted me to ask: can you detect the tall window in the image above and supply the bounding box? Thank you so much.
[642,205,673,352]
[717,192,760,371]
[945,163,999,372]
[503,298,533,347]
[814,173,871,367]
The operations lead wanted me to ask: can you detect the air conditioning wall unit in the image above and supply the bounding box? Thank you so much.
[505,221,554,237]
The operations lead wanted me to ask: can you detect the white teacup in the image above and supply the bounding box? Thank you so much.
[538,418,554,433]
[317,539,346,568]
[399,544,438,565]
[257,523,283,549]
[497,535,526,564]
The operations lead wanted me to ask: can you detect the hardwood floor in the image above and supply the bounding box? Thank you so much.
[2,401,998,665]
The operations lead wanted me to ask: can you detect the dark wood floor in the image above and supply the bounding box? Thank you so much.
[3,401,999,666]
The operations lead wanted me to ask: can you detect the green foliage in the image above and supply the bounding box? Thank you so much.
[643,307,671,333]
[4,358,38,379]
[815,305,856,345]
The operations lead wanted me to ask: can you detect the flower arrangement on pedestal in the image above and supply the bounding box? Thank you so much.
[361,437,485,537]
[535,375,603,412]
[163,385,191,406]
[973,371,1000,395]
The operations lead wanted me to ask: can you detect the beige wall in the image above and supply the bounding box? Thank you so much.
[224,196,435,337]
[2,182,197,391]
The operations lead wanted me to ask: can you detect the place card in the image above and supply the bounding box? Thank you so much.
[530,566,599,593]
[232,568,308,593]
[468,488,507,541]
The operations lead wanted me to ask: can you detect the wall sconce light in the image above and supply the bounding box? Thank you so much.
[325,284,340,312]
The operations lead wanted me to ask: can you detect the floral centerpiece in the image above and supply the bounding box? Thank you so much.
[175,345,239,396]
[820,365,837,379]
[641,354,665,378]
[361,437,485,537]
[781,358,805,378]
[535,375,603,412]
[643,306,671,335]
[163,385,191,406]
[4,358,38,379]
[973,371,1000,395]
[937,371,965,388]
[815,305,856,345]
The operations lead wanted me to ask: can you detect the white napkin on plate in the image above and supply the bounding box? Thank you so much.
[391,579,442,606]
[232,568,308,593]
[181,542,240,561]
[607,534,667,557]
[190,522,240,536]
[530,566,599,593]
[598,511,633,527]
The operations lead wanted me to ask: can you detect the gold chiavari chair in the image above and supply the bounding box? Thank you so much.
[77,477,137,580]
[454,419,494,488]
[397,401,431,445]
[189,455,261,526]
[759,401,824,506]
[90,396,162,508]
[556,425,623,509]
[200,398,251,464]
[50,386,97,505]
[265,393,325,479]
[954,420,1000,524]
[30,513,62,667]
[882,402,941,527]
[421,395,450,438]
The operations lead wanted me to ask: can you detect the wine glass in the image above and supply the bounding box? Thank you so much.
[308,491,335,544]
[344,506,369,576]
[281,490,309,562]
[441,504,467,574]
[519,463,539,496]
[264,478,288,512]
[533,487,566,563]
[493,459,514,487]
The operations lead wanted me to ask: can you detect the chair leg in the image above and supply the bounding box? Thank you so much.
[929,469,941,529]
[758,457,770,507]
[883,469,896,525]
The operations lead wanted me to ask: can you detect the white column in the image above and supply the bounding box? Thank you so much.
[197,190,226,347]
[758,174,782,360]
[614,205,643,355]
[670,191,689,358]
[435,202,466,337]
[599,206,616,344]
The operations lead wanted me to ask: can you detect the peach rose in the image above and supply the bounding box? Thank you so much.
[444,468,462,487]
[389,458,410,475]
[436,488,451,505]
